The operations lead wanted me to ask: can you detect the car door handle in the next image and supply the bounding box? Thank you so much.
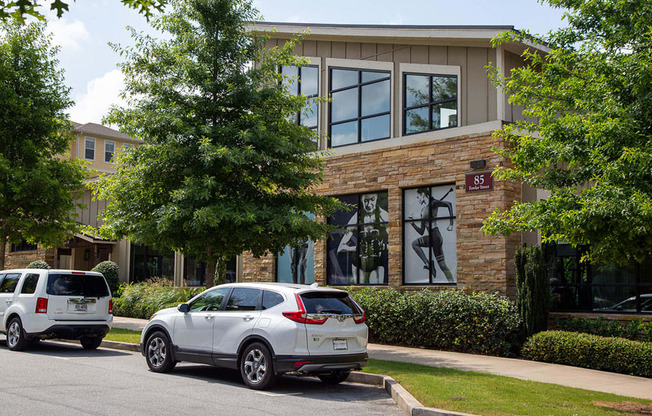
[243,315,254,321]
[5,300,11,305]
[205,315,214,320]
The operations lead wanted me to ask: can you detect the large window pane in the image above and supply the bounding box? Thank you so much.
[328,192,388,285]
[405,107,429,134]
[301,100,318,129]
[361,114,390,142]
[432,76,457,102]
[301,66,319,96]
[277,213,315,284]
[362,71,389,83]
[592,286,638,312]
[433,101,458,129]
[331,88,358,122]
[403,185,457,285]
[281,65,299,95]
[361,80,390,117]
[331,121,358,147]
[331,69,358,90]
[405,75,429,107]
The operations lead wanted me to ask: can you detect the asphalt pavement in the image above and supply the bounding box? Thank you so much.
[0,339,402,416]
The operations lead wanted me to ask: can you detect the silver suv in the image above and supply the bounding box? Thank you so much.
[0,269,113,351]
[141,283,368,390]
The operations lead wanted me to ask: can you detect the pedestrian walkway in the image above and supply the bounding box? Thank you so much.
[112,316,652,401]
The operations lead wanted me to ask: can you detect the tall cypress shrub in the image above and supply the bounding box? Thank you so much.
[515,245,550,337]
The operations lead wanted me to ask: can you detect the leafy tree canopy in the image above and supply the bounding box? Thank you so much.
[0,21,86,269]
[93,0,340,278]
[0,0,166,22]
[482,0,652,264]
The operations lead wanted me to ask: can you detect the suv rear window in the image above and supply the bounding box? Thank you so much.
[47,274,109,297]
[300,292,361,315]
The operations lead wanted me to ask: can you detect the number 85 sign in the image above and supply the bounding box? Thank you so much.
[465,171,493,192]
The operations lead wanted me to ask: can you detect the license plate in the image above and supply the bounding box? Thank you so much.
[74,303,87,312]
[333,339,348,350]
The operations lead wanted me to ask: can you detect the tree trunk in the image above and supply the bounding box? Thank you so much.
[0,235,5,270]
[214,255,228,286]
[206,261,215,287]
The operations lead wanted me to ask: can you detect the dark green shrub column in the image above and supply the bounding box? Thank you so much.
[515,245,550,337]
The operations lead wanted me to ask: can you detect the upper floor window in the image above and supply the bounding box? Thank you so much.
[123,144,134,151]
[328,68,391,147]
[281,65,319,130]
[105,141,115,162]
[84,137,95,160]
[403,74,458,135]
[10,239,37,252]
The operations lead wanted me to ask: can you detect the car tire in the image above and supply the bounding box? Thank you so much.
[145,331,176,373]
[318,370,351,385]
[240,342,277,390]
[80,336,103,350]
[6,317,28,351]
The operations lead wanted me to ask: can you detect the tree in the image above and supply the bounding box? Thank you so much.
[482,0,652,265]
[0,1,166,22]
[0,21,86,270]
[92,0,340,284]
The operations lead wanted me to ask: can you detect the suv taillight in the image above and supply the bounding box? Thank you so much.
[109,299,113,315]
[282,294,327,325]
[353,311,366,324]
[35,297,48,314]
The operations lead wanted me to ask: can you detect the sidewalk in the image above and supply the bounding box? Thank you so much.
[112,316,652,401]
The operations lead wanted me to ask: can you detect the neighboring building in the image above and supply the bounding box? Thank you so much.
[244,22,651,316]
[3,122,242,286]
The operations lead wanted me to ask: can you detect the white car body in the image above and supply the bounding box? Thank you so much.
[0,269,113,350]
[140,283,368,389]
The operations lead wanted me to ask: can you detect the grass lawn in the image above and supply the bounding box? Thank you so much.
[364,359,652,416]
[105,328,142,344]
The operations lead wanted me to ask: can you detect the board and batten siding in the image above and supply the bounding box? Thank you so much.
[266,38,500,132]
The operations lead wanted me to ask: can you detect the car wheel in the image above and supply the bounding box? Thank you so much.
[240,342,277,390]
[6,317,28,351]
[80,336,103,350]
[318,370,351,385]
[145,331,176,373]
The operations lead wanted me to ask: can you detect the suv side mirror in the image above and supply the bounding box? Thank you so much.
[178,303,189,313]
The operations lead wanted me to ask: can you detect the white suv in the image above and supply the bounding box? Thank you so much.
[141,283,368,390]
[0,269,113,351]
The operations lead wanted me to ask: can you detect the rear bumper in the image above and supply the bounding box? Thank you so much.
[275,352,368,374]
[25,324,111,341]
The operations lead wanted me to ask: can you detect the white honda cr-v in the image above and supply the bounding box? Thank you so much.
[0,269,113,351]
[140,283,368,390]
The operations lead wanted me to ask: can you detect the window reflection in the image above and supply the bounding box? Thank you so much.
[403,73,457,135]
[329,67,391,147]
[280,65,319,141]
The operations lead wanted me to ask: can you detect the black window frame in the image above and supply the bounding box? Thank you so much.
[402,184,457,286]
[328,67,391,148]
[10,239,37,252]
[403,72,458,136]
[280,64,320,131]
[104,140,115,163]
[548,243,652,314]
[84,137,95,160]
[327,191,389,286]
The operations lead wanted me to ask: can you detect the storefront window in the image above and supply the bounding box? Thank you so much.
[403,185,457,284]
[183,256,237,286]
[130,244,174,283]
[327,192,389,285]
[549,244,652,314]
[277,214,315,284]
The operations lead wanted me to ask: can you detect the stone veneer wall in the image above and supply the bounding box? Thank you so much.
[4,247,55,269]
[242,132,521,297]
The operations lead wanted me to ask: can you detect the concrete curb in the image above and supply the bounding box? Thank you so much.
[348,372,477,416]
[95,340,476,416]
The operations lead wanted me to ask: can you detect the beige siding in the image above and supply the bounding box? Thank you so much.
[75,189,107,228]
[504,51,526,122]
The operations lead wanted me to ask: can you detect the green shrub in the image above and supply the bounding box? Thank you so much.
[556,317,652,342]
[26,260,50,269]
[522,330,652,377]
[350,288,521,357]
[113,278,205,319]
[91,261,119,296]
[515,245,550,338]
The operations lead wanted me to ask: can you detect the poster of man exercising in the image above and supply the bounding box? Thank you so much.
[404,186,457,284]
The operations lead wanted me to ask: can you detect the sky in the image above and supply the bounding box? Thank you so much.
[41,0,568,125]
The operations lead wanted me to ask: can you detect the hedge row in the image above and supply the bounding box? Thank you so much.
[522,331,652,377]
[555,317,652,342]
[350,288,521,357]
[113,279,204,319]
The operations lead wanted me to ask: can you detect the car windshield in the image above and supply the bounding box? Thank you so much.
[300,291,361,315]
[47,274,109,297]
